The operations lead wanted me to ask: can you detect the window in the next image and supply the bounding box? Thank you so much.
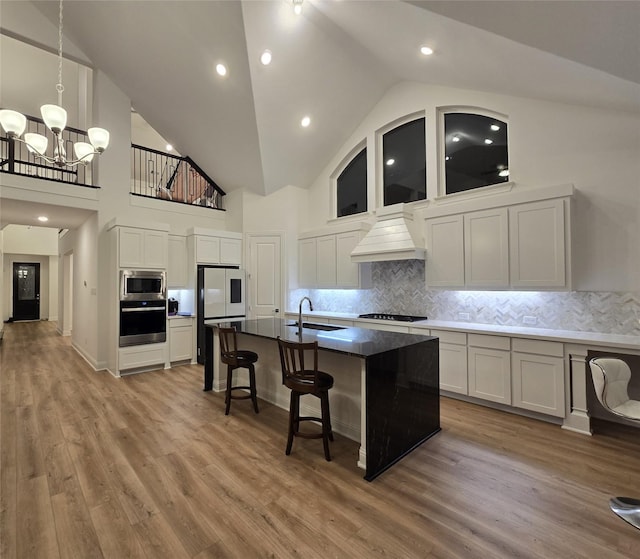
[336,147,367,217]
[444,112,509,195]
[382,117,426,206]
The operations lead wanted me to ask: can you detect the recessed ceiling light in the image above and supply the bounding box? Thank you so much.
[166,144,173,152]
[37,216,49,222]
[452,135,460,142]
[260,50,272,66]
[293,0,303,16]
[491,124,500,131]
[420,45,434,56]
[484,138,493,144]
[301,116,311,128]
[499,169,510,177]
[216,63,227,77]
[386,158,395,166]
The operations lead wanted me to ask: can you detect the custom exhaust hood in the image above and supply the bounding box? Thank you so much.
[350,204,425,263]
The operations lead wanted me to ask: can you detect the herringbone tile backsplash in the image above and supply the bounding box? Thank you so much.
[290,260,640,336]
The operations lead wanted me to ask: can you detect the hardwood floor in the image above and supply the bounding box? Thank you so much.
[1,321,639,558]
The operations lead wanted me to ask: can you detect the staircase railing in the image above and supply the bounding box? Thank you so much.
[0,113,96,187]
[131,144,225,210]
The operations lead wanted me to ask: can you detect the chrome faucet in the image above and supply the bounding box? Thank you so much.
[298,296,313,336]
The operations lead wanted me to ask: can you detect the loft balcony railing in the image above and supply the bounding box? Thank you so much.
[0,113,96,187]
[131,144,225,210]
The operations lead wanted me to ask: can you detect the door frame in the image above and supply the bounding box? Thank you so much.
[12,261,41,321]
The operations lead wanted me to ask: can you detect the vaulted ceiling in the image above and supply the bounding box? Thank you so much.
[9,1,640,200]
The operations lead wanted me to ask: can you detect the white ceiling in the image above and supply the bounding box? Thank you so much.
[2,0,639,229]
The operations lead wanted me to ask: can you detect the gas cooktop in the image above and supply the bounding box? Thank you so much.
[358,313,428,322]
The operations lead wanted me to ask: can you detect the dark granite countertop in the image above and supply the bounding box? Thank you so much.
[205,317,436,358]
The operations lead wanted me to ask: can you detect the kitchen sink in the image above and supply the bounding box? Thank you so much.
[287,322,346,331]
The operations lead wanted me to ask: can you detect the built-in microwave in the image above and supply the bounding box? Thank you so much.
[120,270,166,301]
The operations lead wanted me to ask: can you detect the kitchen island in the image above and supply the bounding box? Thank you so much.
[204,318,440,480]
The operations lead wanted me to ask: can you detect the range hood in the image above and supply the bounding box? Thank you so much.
[351,204,425,263]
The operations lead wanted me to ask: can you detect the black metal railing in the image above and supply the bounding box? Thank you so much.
[0,113,95,187]
[131,144,225,210]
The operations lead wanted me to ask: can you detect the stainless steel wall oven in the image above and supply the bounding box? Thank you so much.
[119,270,167,347]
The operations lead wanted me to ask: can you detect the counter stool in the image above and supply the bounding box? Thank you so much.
[218,326,259,416]
[277,337,334,461]
[589,357,640,530]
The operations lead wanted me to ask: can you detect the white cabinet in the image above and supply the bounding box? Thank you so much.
[220,237,242,265]
[316,235,337,287]
[168,235,188,287]
[196,236,220,264]
[431,329,468,395]
[509,199,567,288]
[298,238,317,287]
[425,215,464,287]
[118,344,166,374]
[169,317,194,363]
[424,186,572,290]
[118,227,168,269]
[468,334,511,405]
[193,233,242,266]
[298,226,371,289]
[464,208,509,288]
[511,338,565,417]
[426,208,508,289]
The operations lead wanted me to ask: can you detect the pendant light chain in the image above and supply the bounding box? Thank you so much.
[56,0,64,105]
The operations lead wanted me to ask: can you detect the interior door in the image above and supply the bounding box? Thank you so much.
[248,234,282,320]
[13,262,40,321]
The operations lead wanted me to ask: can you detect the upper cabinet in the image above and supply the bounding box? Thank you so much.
[189,228,242,266]
[298,224,372,289]
[111,223,169,270]
[425,184,573,290]
[168,235,188,287]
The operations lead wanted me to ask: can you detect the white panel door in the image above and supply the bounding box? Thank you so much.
[336,231,360,287]
[439,343,468,394]
[248,234,282,320]
[298,238,317,287]
[468,346,511,405]
[316,235,336,287]
[512,352,565,417]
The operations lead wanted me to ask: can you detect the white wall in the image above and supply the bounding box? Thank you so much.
[306,82,640,292]
[2,224,58,255]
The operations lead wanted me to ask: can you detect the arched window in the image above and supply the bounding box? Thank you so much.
[382,117,426,206]
[443,111,509,195]
[336,147,367,218]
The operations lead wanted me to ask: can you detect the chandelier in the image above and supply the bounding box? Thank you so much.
[0,0,109,167]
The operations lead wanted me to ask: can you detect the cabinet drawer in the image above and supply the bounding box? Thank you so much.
[512,338,563,357]
[468,333,510,351]
[430,329,466,345]
[169,317,193,328]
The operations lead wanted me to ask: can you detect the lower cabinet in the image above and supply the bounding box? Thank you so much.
[169,317,194,363]
[430,329,468,395]
[467,334,511,405]
[511,339,565,417]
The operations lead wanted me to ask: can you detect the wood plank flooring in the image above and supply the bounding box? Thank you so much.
[1,320,639,558]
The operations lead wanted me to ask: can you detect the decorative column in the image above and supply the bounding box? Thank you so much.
[562,344,592,435]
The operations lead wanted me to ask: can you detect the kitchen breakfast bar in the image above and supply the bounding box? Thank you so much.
[204,318,440,480]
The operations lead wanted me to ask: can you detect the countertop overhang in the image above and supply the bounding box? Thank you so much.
[205,318,436,358]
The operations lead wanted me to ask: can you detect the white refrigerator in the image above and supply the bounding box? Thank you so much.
[197,266,246,363]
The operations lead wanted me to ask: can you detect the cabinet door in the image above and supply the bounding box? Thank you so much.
[336,231,361,287]
[144,231,168,269]
[468,346,511,404]
[464,208,509,288]
[196,236,220,264]
[170,326,193,362]
[119,228,145,268]
[220,238,242,265]
[168,236,187,287]
[298,238,317,287]
[439,342,468,394]
[512,352,565,417]
[316,235,337,287]
[509,199,566,288]
[425,215,465,287]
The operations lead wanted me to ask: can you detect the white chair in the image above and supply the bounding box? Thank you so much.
[589,357,640,530]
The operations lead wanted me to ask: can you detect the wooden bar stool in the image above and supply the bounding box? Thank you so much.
[277,337,334,461]
[218,326,259,416]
